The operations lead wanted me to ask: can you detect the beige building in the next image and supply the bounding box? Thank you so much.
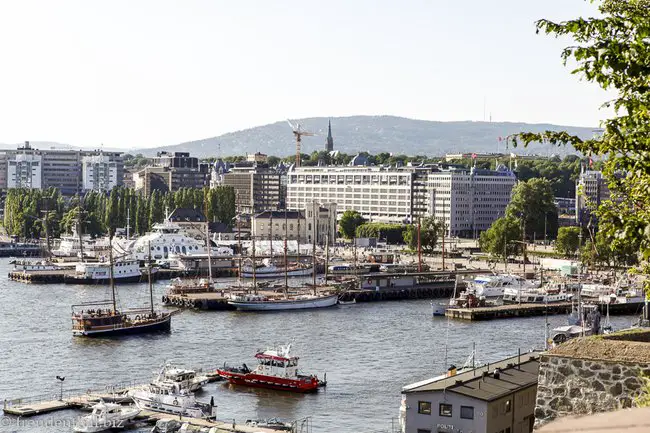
[251,202,337,245]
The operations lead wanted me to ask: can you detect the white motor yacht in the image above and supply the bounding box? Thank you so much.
[468,274,539,298]
[154,361,209,392]
[128,380,215,419]
[73,401,140,432]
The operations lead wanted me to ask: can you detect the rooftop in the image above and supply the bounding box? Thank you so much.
[254,210,304,220]
[403,352,540,402]
[168,207,206,223]
[547,329,650,363]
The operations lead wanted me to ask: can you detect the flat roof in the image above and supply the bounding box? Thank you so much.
[403,352,540,402]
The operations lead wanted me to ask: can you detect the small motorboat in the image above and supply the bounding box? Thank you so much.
[154,361,210,392]
[337,298,356,306]
[245,418,293,431]
[150,419,182,433]
[74,400,140,432]
[431,302,448,317]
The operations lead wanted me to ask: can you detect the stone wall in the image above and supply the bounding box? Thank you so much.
[535,354,650,427]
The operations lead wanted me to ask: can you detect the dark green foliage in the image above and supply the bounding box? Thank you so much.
[355,223,406,243]
[3,186,237,240]
[403,217,441,253]
[479,216,523,259]
[555,226,582,257]
[338,210,366,239]
[506,178,558,240]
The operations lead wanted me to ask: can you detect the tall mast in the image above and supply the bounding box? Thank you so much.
[296,211,301,266]
[126,207,130,240]
[77,205,85,263]
[269,213,273,258]
[441,199,446,271]
[109,238,116,313]
[284,209,288,298]
[148,241,154,315]
[312,233,317,295]
[325,234,330,282]
[417,218,422,272]
[205,205,213,284]
[252,236,257,295]
[237,209,242,288]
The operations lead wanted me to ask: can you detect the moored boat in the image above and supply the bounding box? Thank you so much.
[217,344,326,393]
[227,293,338,311]
[65,259,155,285]
[73,400,140,432]
[155,361,209,392]
[245,418,293,431]
[128,380,216,419]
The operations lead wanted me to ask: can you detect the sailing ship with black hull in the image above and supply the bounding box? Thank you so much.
[71,241,172,337]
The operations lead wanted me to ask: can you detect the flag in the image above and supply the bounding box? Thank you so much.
[471,153,477,159]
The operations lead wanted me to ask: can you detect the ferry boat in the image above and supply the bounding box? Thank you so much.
[468,274,539,298]
[154,361,209,392]
[227,293,339,311]
[128,380,216,418]
[241,259,313,279]
[10,259,62,272]
[73,401,140,432]
[217,344,326,393]
[114,219,232,261]
[64,259,153,284]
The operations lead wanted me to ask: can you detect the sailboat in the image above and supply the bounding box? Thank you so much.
[164,219,215,295]
[71,240,172,337]
[227,212,338,311]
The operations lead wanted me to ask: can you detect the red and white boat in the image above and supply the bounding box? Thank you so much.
[217,344,326,393]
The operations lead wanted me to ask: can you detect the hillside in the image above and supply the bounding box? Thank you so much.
[139,116,595,158]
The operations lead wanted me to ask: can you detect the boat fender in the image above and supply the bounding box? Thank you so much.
[135,315,140,321]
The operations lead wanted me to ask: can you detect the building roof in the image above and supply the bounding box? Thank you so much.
[403,352,540,402]
[168,207,206,223]
[208,222,233,233]
[254,210,304,220]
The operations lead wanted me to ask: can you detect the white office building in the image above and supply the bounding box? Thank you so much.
[82,154,118,192]
[286,164,516,236]
[7,152,42,189]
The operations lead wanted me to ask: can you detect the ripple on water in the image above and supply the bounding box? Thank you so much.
[0,259,640,433]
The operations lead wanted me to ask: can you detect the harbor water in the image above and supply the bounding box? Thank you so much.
[0,258,640,432]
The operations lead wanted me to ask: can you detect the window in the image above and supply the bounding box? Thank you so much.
[505,400,512,413]
[417,401,431,415]
[416,430,431,433]
[460,406,474,419]
[439,403,452,417]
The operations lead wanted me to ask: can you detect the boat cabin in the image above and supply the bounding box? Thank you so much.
[367,251,396,264]
[254,351,300,378]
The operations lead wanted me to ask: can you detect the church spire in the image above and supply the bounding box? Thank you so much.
[326,119,334,152]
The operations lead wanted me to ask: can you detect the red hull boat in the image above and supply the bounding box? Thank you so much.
[217,344,326,393]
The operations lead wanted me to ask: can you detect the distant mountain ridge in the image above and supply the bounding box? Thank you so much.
[138,116,594,158]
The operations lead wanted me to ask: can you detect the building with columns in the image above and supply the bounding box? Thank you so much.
[251,202,337,246]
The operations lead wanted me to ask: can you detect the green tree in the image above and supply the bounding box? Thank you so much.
[555,227,581,257]
[355,223,407,244]
[403,217,441,253]
[480,216,522,259]
[506,178,558,240]
[514,0,650,276]
[338,210,366,239]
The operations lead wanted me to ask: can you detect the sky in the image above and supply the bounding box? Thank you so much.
[0,0,609,149]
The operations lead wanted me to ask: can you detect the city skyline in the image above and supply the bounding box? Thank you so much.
[0,0,610,149]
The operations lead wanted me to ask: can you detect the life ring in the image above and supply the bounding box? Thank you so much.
[173,399,179,406]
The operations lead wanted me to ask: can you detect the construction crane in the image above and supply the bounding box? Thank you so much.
[287,120,315,167]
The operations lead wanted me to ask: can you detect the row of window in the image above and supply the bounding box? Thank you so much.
[417,401,475,419]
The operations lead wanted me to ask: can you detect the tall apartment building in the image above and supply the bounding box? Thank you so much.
[134,152,209,196]
[0,142,123,195]
[575,170,610,226]
[82,154,118,192]
[286,164,516,236]
[222,165,283,214]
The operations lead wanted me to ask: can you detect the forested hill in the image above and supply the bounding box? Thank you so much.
[138,116,595,158]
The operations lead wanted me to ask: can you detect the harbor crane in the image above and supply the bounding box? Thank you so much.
[287,119,315,167]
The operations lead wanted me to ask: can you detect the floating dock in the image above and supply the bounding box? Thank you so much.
[445,301,645,321]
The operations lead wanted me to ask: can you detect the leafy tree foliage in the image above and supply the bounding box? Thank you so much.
[506,178,558,240]
[338,210,366,239]
[555,227,581,257]
[513,0,650,275]
[403,217,441,253]
[3,186,237,240]
[479,216,522,259]
[355,223,407,244]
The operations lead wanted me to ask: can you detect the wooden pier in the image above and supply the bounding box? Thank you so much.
[445,301,646,321]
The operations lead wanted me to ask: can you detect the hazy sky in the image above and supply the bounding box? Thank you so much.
[0,0,607,149]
